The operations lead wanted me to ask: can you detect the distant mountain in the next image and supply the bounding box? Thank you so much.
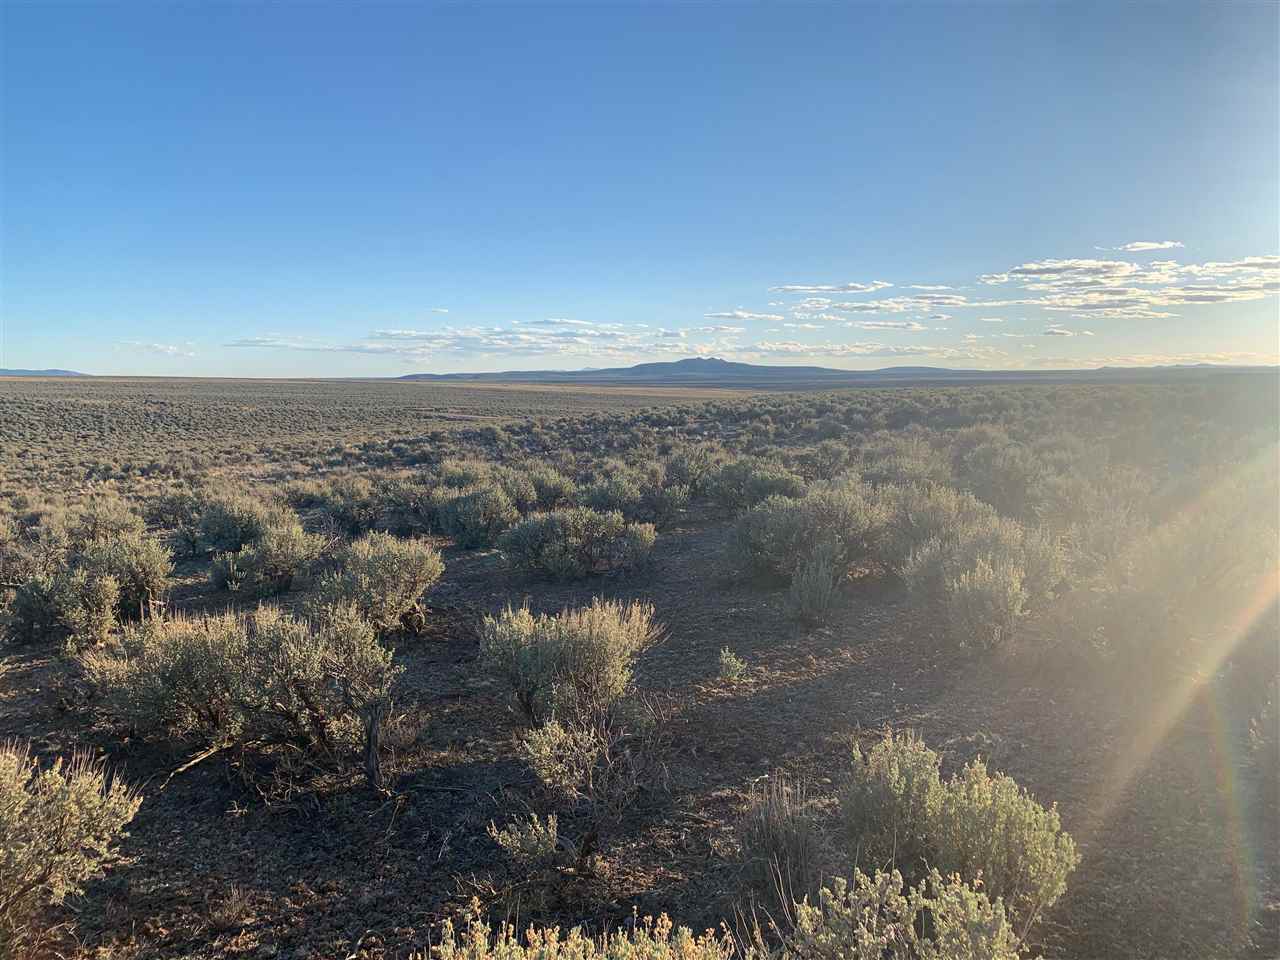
[0,368,88,377]
[397,356,1275,386]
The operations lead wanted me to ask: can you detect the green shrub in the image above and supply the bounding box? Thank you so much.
[318,532,444,634]
[783,868,1022,960]
[197,492,295,553]
[708,458,806,511]
[488,813,560,868]
[0,743,141,955]
[498,508,655,580]
[215,521,323,596]
[439,484,519,547]
[431,908,733,960]
[942,559,1026,649]
[729,478,890,581]
[51,568,119,650]
[480,599,657,725]
[79,533,173,621]
[719,646,747,682]
[839,731,1078,932]
[788,539,844,625]
[80,605,401,782]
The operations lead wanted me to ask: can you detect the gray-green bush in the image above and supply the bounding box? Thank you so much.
[498,508,655,580]
[317,532,444,634]
[479,599,658,725]
[80,605,401,784]
[0,744,142,955]
[839,730,1079,932]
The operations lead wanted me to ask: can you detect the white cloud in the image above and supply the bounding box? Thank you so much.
[121,340,196,358]
[704,309,784,322]
[1114,240,1184,252]
[431,307,450,314]
[842,319,928,331]
[979,317,1005,323]
[769,280,892,294]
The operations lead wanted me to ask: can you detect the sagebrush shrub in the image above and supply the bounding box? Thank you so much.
[79,533,173,620]
[729,478,889,581]
[878,484,997,574]
[233,521,324,595]
[430,908,734,960]
[708,458,806,511]
[664,444,718,495]
[583,475,644,518]
[488,813,560,868]
[520,712,666,827]
[316,475,382,535]
[197,492,295,553]
[942,559,1026,649]
[839,730,1078,932]
[69,496,145,546]
[788,539,844,625]
[498,508,655,579]
[783,868,1022,960]
[0,743,141,954]
[840,730,942,874]
[480,599,657,724]
[318,532,444,633]
[81,605,401,781]
[524,464,578,510]
[51,568,119,650]
[439,484,519,547]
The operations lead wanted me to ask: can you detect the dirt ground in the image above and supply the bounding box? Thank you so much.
[3,513,1276,959]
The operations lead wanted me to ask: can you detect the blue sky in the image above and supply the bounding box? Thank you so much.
[2,3,1277,376]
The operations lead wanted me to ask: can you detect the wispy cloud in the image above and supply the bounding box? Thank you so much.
[121,340,196,358]
[1114,240,1184,252]
[704,309,784,322]
[768,280,892,295]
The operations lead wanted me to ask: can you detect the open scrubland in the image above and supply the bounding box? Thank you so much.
[0,374,1276,960]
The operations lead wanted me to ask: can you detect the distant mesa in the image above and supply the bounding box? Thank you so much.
[396,356,1270,386]
[0,368,89,377]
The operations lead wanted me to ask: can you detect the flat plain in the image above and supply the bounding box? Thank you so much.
[1,374,1276,960]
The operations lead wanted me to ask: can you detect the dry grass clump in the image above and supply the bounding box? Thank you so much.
[0,743,141,955]
[736,774,829,913]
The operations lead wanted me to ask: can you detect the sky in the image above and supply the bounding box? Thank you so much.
[1,3,1277,377]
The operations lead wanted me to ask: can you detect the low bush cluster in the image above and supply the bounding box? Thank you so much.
[1,501,172,650]
[708,457,807,512]
[839,730,1079,932]
[315,532,444,634]
[80,604,401,786]
[498,508,655,580]
[0,743,141,954]
[479,599,657,725]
